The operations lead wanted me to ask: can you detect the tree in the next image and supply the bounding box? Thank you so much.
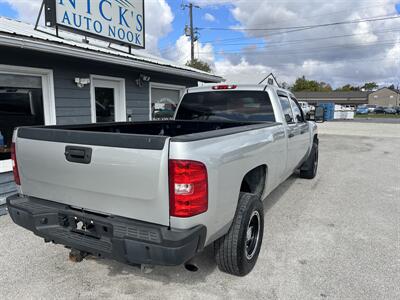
[335,84,360,92]
[186,59,211,73]
[361,82,378,91]
[291,76,332,92]
[388,84,396,90]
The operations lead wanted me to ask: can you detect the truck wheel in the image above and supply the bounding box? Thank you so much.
[300,142,319,179]
[214,193,264,276]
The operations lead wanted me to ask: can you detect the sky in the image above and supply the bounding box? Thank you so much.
[0,0,399,88]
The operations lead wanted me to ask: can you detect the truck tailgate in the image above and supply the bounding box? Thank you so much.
[16,128,171,226]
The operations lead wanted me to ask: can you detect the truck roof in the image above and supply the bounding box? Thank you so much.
[187,84,291,95]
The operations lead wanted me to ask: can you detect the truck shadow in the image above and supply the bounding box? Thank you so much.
[262,174,297,212]
[93,175,297,285]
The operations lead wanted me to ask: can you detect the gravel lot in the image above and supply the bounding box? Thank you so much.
[1,122,399,300]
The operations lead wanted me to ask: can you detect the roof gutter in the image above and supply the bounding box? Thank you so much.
[0,34,222,83]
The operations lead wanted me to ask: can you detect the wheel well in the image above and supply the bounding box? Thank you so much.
[313,134,319,144]
[240,165,267,197]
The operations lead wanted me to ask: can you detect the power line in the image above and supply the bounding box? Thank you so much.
[209,28,400,47]
[160,27,400,56]
[197,40,400,56]
[198,14,400,32]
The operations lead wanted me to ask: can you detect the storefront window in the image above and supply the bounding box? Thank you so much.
[151,87,182,120]
[0,74,44,161]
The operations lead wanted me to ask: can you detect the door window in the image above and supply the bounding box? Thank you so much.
[289,97,305,123]
[95,87,115,123]
[278,95,294,124]
[151,87,183,120]
[91,77,125,123]
[0,74,44,162]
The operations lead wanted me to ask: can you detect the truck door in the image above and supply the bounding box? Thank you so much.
[278,93,303,174]
[289,96,310,164]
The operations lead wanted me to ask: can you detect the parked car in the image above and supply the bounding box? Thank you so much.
[7,84,319,277]
[374,106,385,114]
[383,107,397,114]
[356,105,369,115]
[394,106,400,114]
[366,104,376,113]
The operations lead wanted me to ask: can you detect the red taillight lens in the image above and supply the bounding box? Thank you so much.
[212,85,237,90]
[11,142,20,185]
[169,160,208,218]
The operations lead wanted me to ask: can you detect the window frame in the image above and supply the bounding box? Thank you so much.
[0,64,55,173]
[277,92,295,124]
[90,74,126,123]
[175,90,276,122]
[149,82,186,121]
[289,95,306,123]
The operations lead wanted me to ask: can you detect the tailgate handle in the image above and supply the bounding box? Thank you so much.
[65,146,92,164]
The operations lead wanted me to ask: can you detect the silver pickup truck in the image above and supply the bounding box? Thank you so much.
[7,84,318,276]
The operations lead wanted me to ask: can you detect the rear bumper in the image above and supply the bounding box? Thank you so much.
[7,195,206,266]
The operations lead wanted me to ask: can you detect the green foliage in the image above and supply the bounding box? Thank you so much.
[291,76,332,92]
[186,59,212,73]
[335,84,360,92]
[361,82,378,91]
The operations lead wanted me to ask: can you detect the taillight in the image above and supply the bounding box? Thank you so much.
[212,85,237,90]
[169,160,208,218]
[11,142,20,185]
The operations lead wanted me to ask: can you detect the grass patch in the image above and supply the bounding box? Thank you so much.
[355,114,400,119]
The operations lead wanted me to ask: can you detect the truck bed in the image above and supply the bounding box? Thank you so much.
[18,121,278,150]
[15,120,279,226]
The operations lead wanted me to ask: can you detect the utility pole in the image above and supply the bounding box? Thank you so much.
[183,2,200,64]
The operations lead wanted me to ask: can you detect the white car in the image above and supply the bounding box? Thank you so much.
[299,101,311,115]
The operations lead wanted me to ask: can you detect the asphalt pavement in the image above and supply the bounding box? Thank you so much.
[0,122,399,299]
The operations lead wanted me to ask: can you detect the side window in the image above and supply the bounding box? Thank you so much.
[289,97,305,123]
[278,95,294,124]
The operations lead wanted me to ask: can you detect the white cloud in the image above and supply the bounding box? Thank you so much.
[166,35,215,66]
[204,13,216,22]
[191,0,400,87]
[0,0,42,24]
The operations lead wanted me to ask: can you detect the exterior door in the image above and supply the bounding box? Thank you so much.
[91,76,126,123]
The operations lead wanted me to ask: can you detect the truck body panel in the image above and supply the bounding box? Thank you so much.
[8,84,318,267]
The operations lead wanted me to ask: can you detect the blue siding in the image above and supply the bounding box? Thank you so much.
[0,46,198,124]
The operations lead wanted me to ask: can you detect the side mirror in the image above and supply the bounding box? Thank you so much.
[285,114,293,123]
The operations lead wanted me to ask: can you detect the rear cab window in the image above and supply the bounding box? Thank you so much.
[175,91,276,122]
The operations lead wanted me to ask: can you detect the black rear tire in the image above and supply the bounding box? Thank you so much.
[300,142,319,179]
[214,193,264,276]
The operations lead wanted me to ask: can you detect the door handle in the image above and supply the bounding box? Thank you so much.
[65,146,92,164]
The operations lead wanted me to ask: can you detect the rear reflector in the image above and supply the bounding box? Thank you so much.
[11,142,20,185]
[169,160,208,218]
[212,85,237,90]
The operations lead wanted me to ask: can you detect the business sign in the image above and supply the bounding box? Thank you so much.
[45,0,145,48]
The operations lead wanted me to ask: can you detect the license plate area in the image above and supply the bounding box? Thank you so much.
[59,213,112,240]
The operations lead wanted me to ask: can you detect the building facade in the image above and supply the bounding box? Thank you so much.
[0,18,221,209]
[368,88,400,107]
[295,91,369,107]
